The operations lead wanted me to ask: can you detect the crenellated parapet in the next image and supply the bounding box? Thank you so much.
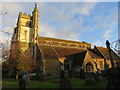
[17,12,32,27]
[19,12,31,19]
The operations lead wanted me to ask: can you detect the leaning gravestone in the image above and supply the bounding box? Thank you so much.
[19,78,26,90]
[19,74,26,90]
[59,77,72,89]
[84,72,95,85]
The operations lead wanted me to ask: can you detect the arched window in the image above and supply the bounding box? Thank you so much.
[99,61,103,69]
[24,30,27,39]
[86,62,93,72]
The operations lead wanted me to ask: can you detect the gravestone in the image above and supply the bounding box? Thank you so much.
[59,77,72,89]
[19,74,26,90]
[19,78,26,90]
[23,74,27,85]
[59,70,72,89]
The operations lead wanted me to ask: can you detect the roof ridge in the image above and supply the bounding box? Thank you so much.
[95,46,107,49]
[95,47,108,60]
[87,49,103,59]
[38,44,86,49]
[37,36,90,44]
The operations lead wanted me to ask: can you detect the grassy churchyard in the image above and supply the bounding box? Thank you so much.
[2,77,107,89]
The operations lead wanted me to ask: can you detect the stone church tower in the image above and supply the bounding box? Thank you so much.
[11,4,39,52]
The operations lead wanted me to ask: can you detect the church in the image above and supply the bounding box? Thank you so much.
[10,4,120,77]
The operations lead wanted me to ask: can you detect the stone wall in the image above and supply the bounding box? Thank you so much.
[44,58,59,77]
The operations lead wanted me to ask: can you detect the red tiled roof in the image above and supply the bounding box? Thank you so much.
[38,45,85,58]
[95,46,120,60]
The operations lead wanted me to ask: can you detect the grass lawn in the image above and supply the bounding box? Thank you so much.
[2,78,19,88]
[2,77,107,88]
[68,78,107,88]
[2,78,59,88]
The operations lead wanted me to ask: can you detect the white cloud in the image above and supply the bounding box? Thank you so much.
[39,23,57,37]
[70,18,83,29]
[0,27,13,49]
[73,2,97,15]
[103,29,112,40]
[0,33,11,49]
[1,3,23,48]
[39,2,97,25]
[92,41,103,47]
[57,29,79,40]
[39,23,79,40]
[39,3,73,23]
[3,26,13,35]
[2,2,23,15]
[85,7,117,33]
[2,2,24,28]
[3,18,17,27]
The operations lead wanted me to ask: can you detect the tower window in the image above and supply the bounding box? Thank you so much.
[26,21,32,27]
[24,30,27,39]
[99,61,103,69]
[86,62,93,72]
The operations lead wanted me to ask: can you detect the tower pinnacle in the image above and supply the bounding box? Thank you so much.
[33,3,38,12]
[32,3,39,44]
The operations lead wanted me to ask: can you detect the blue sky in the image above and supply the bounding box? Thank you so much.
[1,2,118,48]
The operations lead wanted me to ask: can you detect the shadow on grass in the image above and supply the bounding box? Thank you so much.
[2,78,107,88]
